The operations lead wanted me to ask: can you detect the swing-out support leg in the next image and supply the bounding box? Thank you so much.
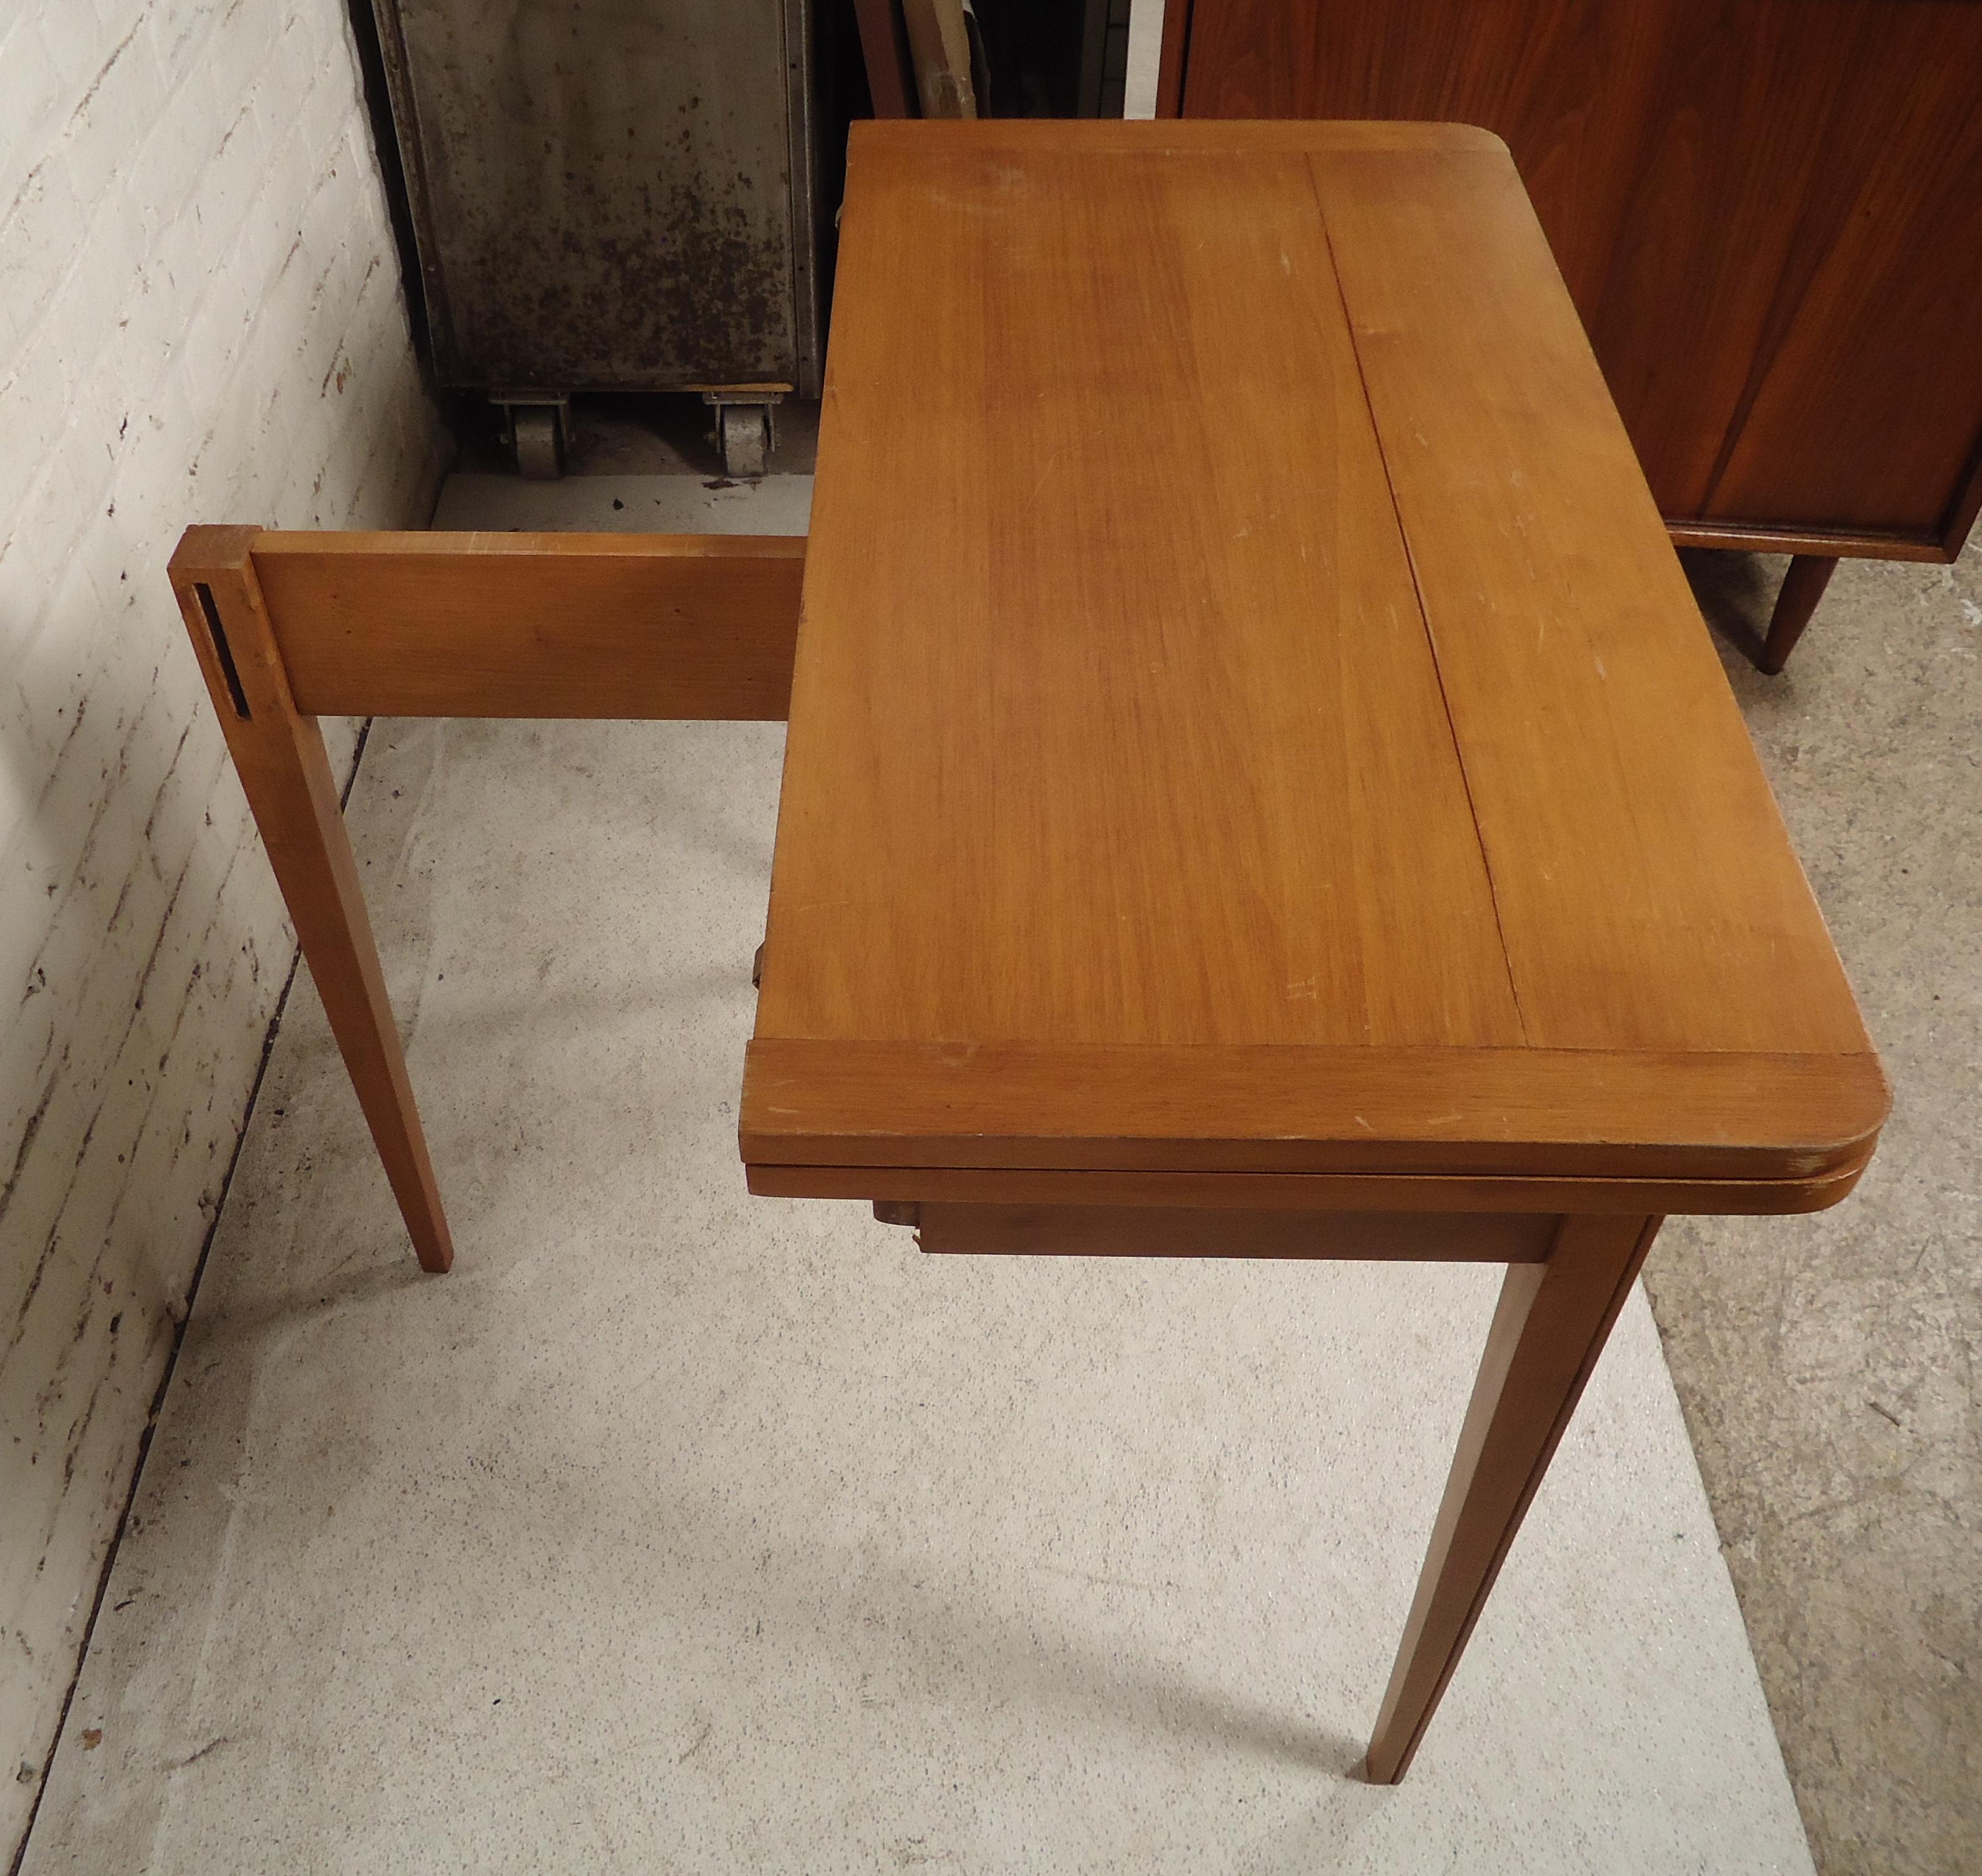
[169,527,453,1272]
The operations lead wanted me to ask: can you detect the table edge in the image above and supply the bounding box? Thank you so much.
[741,1158,1874,1219]
[846,118,1513,159]
[739,1037,1889,1186]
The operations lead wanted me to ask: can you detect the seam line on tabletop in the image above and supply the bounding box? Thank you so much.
[1305,153,1531,1047]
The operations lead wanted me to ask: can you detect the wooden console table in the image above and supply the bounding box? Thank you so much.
[171,122,1885,1784]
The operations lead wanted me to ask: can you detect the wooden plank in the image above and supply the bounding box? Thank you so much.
[740,1037,1888,1181]
[249,531,806,720]
[745,1160,1872,1218]
[849,0,916,118]
[898,0,976,117]
[168,527,453,1272]
[761,126,1522,1056]
[912,1203,1557,1261]
[1311,138,1877,1056]
[1155,0,1193,118]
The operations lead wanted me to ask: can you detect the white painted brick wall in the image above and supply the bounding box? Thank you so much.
[0,1,448,1849]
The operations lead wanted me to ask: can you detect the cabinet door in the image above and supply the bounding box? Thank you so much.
[1177,0,1982,547]
[1700,4,1982,540]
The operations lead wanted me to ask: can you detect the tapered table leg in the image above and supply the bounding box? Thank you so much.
[1758,554,1837,675]
[1364,1212,1662,1782]
[168,527,454,1273]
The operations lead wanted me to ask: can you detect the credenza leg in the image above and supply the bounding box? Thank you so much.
[1363,1212,1662,1781]
[168,528,455,1273]
[1758,554,1837,675]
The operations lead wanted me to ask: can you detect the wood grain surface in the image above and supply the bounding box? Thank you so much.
[1314,142,1868,1056]
[744,1160,1872,1219]
[169,527,455,1272]
[741,1039,1887,1181]
[764,130,1519,1055]
[251,531,806,719]
[912,1203,1557,1263]
[1167,0,1982,557]
[744,121,1884,1204]
[1364,1212,1664,1781]
[850,0,915,117]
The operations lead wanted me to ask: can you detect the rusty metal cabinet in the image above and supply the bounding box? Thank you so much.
[368,0,820,473]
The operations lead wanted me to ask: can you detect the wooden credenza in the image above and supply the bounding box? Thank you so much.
[1157,0,1982,668]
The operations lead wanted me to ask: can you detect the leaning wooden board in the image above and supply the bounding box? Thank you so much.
[743,122,1885,1209]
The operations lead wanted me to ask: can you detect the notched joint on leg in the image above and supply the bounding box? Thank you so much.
[193,584,252,719]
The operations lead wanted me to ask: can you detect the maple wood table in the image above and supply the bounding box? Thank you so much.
[172,121,1885,1783]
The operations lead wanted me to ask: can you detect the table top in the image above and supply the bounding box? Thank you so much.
[743,120,1886,1209]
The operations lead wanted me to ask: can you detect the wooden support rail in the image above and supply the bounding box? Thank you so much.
[221,529,807,719]
[167,525,806,1272]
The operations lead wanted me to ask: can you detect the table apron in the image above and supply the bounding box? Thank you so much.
[903,1202,1556,1263]
[744,1158,1867,1217]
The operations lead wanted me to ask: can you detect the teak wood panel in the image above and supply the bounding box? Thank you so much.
[1166,0,1982,553]
[912,1203,1557,1262]
[763,133,1522,1054]
[746,121,1884,1194]
[1312,143,1867,1057]
[745,1160,1870,1220]
[740,1039,1886,1183]
[250,531,806,719]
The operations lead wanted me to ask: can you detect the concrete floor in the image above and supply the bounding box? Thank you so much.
[16,420,1833,1872]
[19,403,1980,1874]
[1647,546,1982,1876]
